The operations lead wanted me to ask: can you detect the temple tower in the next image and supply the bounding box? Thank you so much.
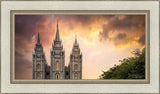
[50,20,65,80]
[69,36,82,79]
[32,33,46,79]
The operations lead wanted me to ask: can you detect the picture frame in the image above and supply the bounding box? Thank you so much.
[0,0,159,93]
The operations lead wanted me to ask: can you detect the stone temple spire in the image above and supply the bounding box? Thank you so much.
[33,32,47,79]
[51,19,65,80]
[75,35,77,44]
[69,34,82,80]
[55,19,60,41]
[37,32,40,44]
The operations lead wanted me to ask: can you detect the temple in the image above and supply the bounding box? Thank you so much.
[33,20,82,80]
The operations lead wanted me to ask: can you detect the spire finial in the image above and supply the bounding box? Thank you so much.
[75,35,77,44]
[37,32,40,43]
[57,19,58,24]
[55,20,60,41]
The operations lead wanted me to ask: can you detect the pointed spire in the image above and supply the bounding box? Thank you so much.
[75,35,77,44]
[55,19,60,41]
[37,32,40,44]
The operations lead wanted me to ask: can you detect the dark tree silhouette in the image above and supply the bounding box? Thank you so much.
[99,48,145,79]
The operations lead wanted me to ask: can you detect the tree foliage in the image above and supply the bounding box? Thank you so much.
[99,48,145,79]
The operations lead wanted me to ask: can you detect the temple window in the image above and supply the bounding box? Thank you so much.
[74,73,78,79]
[37,64,41,71]
[56,61,59,71]
[37,72,41,79]
[74,64,78,71]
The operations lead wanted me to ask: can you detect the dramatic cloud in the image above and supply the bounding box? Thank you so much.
[138,34,145,46]
[15,50,32,79]
[15,15,145,79]
[99,15,145,47]
[116,33,127,40]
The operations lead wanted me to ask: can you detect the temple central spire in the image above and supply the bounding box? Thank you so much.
[55,19,60,41]
[75,35,77,44]
[37,32,40,44]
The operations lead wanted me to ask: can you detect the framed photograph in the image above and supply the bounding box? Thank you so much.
[0,0,159,94]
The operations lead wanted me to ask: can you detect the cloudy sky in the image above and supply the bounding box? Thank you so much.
[15,15,145,79]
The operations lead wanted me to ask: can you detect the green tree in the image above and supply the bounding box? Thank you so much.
[99,48,145,79]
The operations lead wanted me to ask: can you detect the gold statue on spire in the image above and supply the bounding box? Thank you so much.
[57,19,58,24]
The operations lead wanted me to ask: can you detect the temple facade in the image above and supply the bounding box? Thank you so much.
[69,36,82,79]
[32,33,48,79]
[32,21,82,80]
[50,22,65,80]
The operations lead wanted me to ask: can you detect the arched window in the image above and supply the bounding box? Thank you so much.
[37,64,41,71]
[74,73,78,79]
[74,64,78,71]
[56,73,60,80]
[37,72,41,79]
[56,61,59,71]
